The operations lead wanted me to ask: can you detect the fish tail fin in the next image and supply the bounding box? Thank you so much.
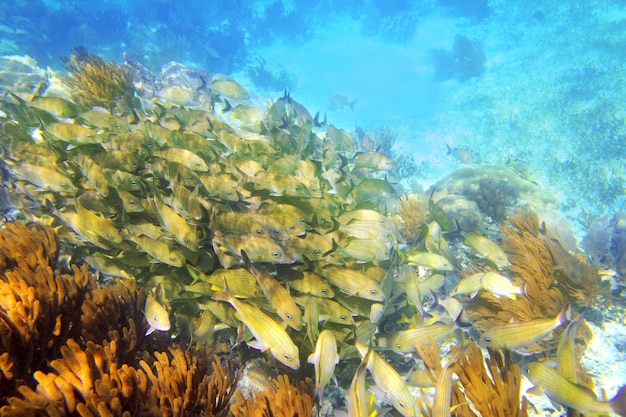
[211,278,233,303]
[558,303,572,325]
[349,99,358,111]
[610,386,626,417]
[446,143,452,155]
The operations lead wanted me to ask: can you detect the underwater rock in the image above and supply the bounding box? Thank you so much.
[582,211,626,277]
[430,166,575,244]
[613,212,626,276]
[0,55,48,95]
[436,194,483,233]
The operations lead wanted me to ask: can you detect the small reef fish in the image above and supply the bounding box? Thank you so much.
[446,144,474,164]
[388,321,456,354]
[407,252,454,271]
[326,94,358,111]
[307,329,340,401]
[249,263,302,331]
[479,305,569,352]
[539,222,583,284]
[212,283,300,369]
[347,346,371,417]
[144,284,171,335]
[350,151,397,171]
[209,74,250,100]
[463,232,509,268]
[523,362,626,416]
[318,265,385,301]
[355,341,418,417]
[432,346,464,417]
[452,271,523,299]
[556,313,585,383]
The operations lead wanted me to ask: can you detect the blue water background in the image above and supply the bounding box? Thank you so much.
[1,0,625,234]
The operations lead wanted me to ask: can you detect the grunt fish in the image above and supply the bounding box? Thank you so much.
[479,305,569,352]
[144,284,171,335]
[355,341,418,417]
[523,362,626,416]
[308,329,340,401]
[463,232,509,268]
[407,252,454,271]
[212,283,300,369]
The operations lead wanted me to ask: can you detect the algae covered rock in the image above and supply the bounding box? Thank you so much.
[429,166,576,247]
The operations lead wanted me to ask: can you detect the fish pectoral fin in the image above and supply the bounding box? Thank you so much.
[526,383,544,396]
[247,339,269,352]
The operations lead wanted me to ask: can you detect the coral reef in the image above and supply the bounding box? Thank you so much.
[0,223,89,399]
[63,47,134,113]
[431,35,486,82]
[230,375,314,417]
[396,194,429,242]
[0,222,240,416]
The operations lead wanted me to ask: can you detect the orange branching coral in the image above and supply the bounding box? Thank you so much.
[80,278,149,364]
[396,194,428,243]
[63,47,134,113]
[453,344,528,417]
[2,341,240,417]
[230,375,314,417]
[0,223,89,398]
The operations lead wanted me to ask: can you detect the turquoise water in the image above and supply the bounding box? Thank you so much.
[3,0,624,226]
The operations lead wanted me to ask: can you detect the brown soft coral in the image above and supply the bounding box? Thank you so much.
[466,210,566,333]
[63,47,134,114]
[396,194,428,243]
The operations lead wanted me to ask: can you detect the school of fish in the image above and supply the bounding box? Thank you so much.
[0,64,624,417]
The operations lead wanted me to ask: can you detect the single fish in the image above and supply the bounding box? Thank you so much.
[389,321,456,354]
[209,74,250,100]
[347,345,371,417]
[446,144,474,164]
[212,283,300,369]
[249,263,302,331]
[523,362,626,416]
[463,232,509,268]
[318,265,385,301]
[355,341,418,417]
[144,284,171,335]
[407,252,454,271]
[326,94,358,111]
[432,346,464,417]
[307,329,340,401]
[479,305,569,352]
[350,151,396,171]
[556,313,585,383]
[479,271,523,299]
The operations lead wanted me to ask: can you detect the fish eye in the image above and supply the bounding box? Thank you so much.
[398,401,406,409]
[340,315,347,320]
[170,257,177,262]
[483,337,492,344]
[129,201,136,207]
[286,313,293,319]
[283,353,291,360]
[60,183,68,188]
[523,366,530,374]
[273,229,281,235]
[184,238,189,243]
[255,229,264,235]
[314,250,322,256]
[396,344,402,350]
[321,289,328,294]
[570,272,577,278]
[370,290,378,295]
[273,252,281,258]
[107,234,113,240]
[130,181,137,186]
